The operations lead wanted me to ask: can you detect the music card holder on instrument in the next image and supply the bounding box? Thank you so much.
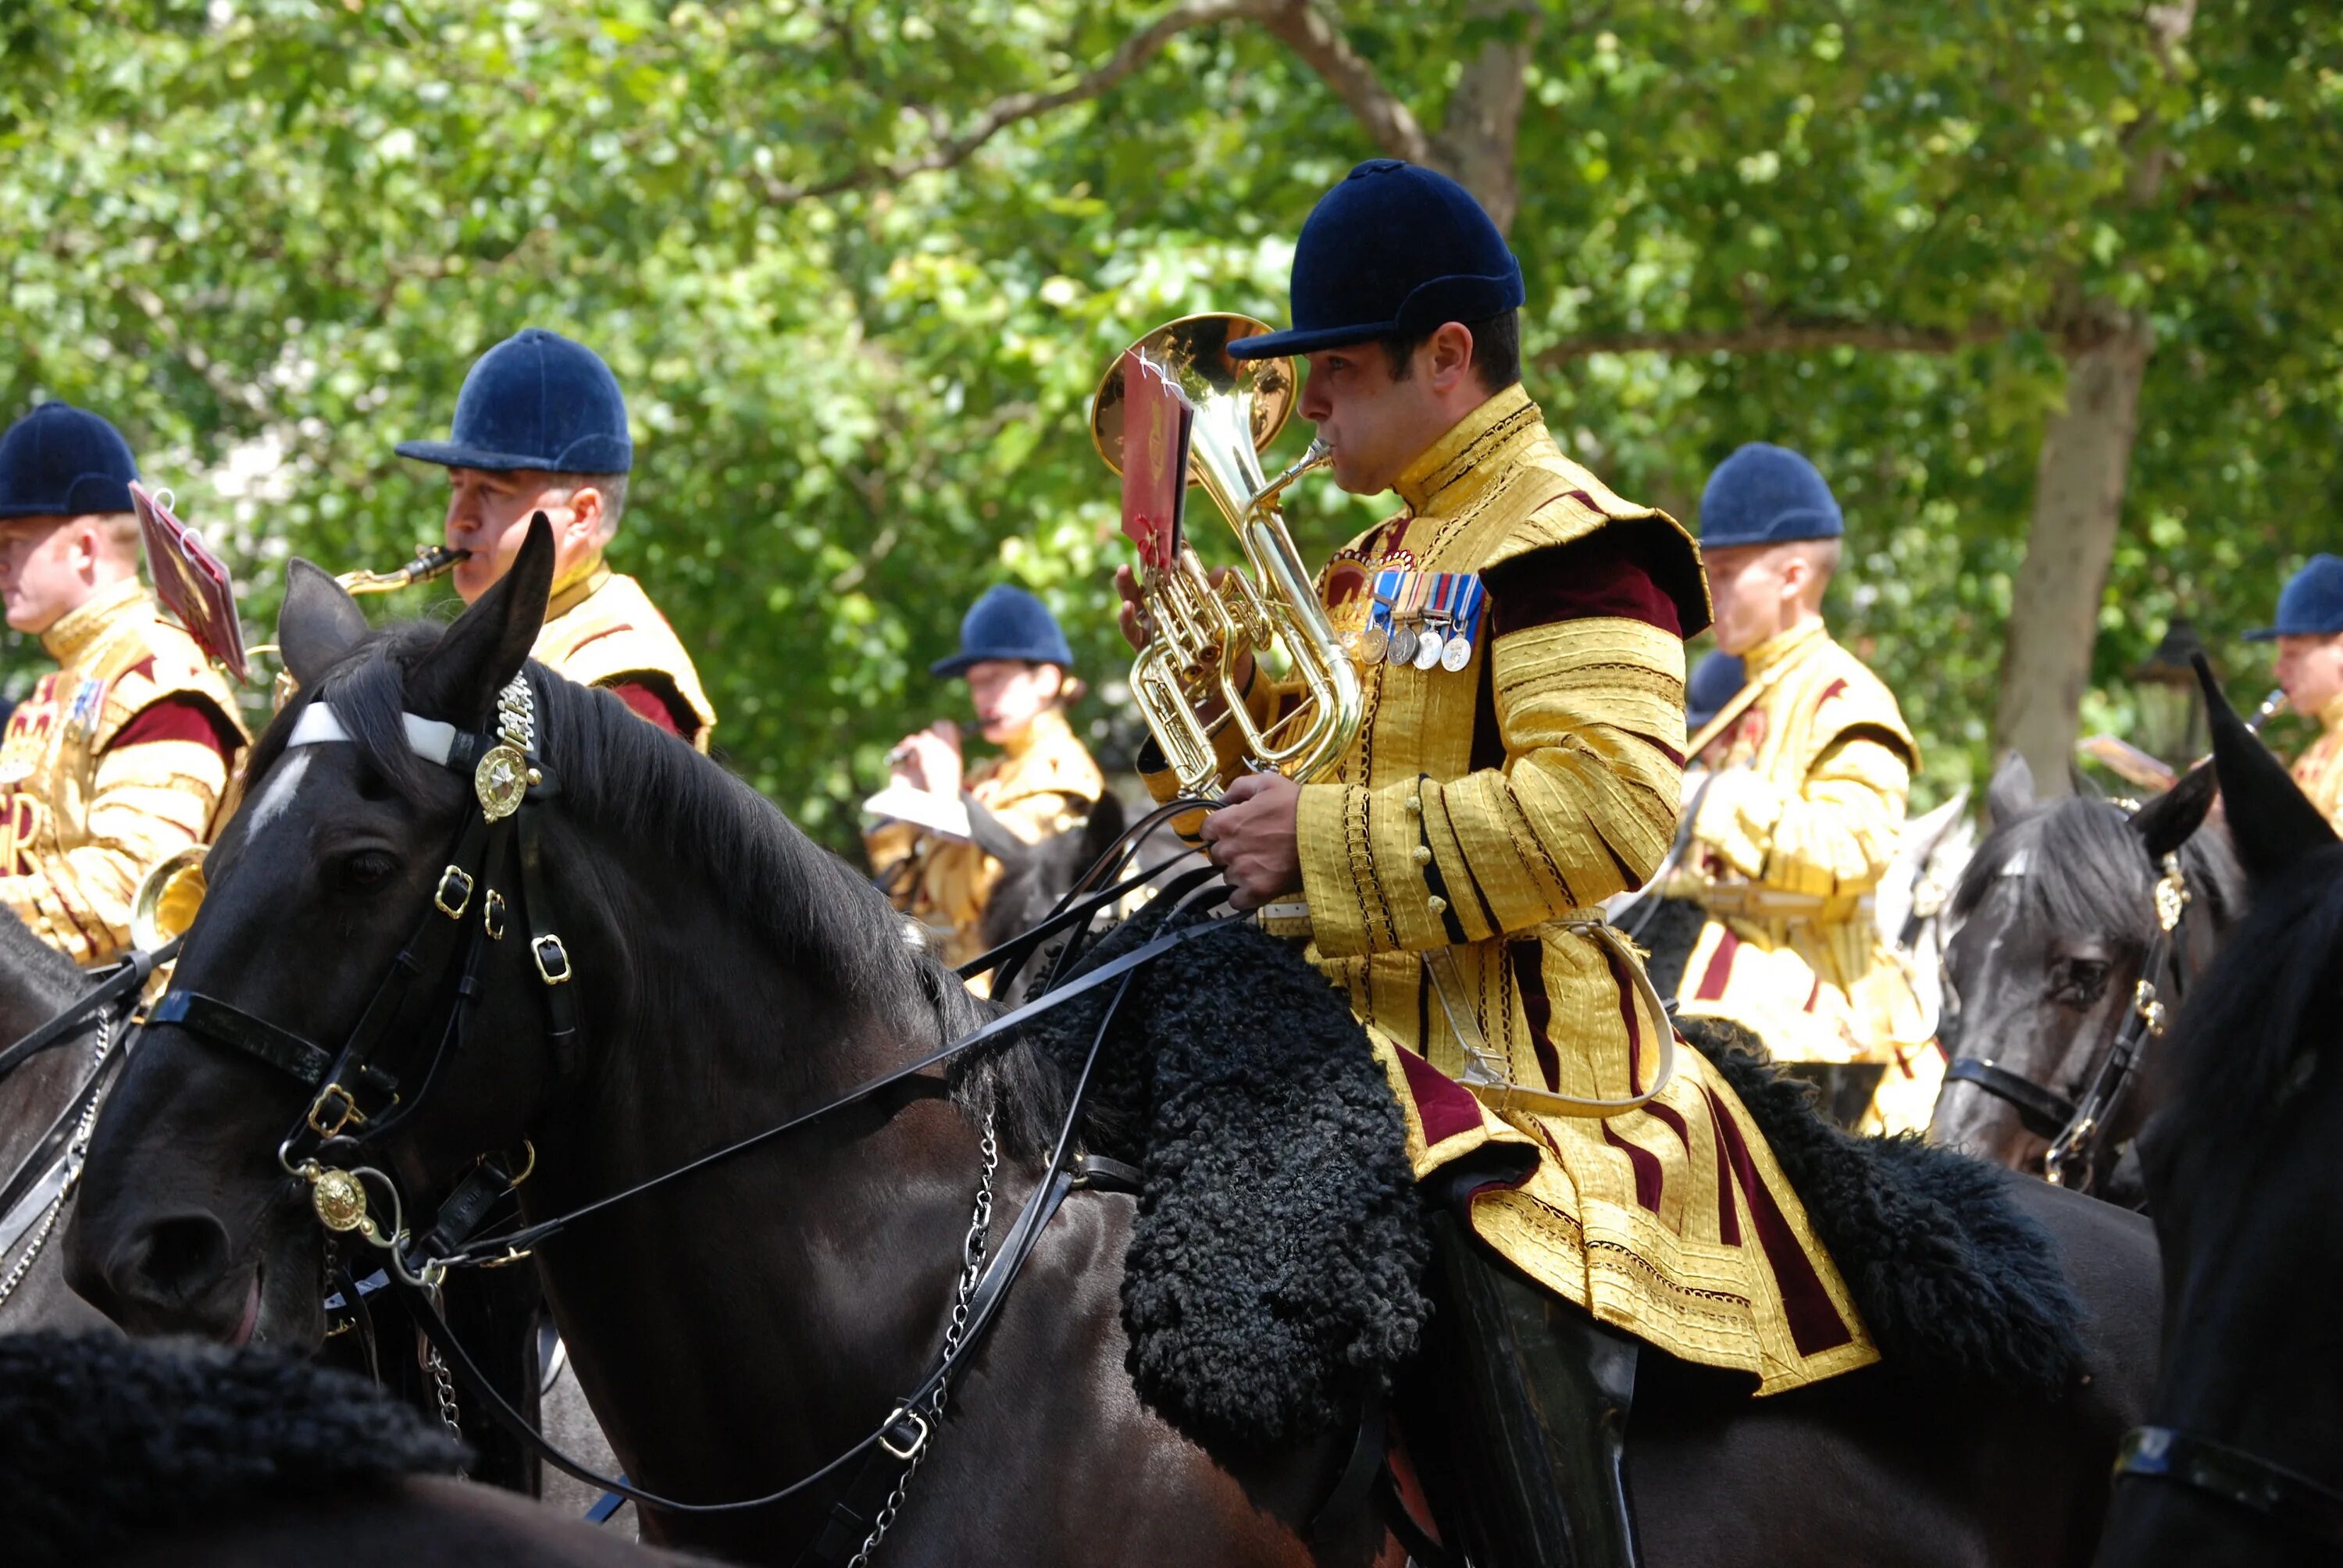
[1118,349,1193,575]
[130,481,248,681]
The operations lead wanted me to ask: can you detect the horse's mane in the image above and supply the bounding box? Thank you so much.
[244,625,994,1051]
[1951,793,2245,943]
[2158,839,2343,1142]
[0,900,88,1017]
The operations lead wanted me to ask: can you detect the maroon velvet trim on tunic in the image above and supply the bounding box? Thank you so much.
[1695,925,1741,1001]
[606,678,690,737]
[1396,1043,1486,1148]
[1509,940,1562,1092]
[105,694,240,762]
[1603,1122,1665,1214]
[1700,1084,1856,1356]
[1485,522,1687,640]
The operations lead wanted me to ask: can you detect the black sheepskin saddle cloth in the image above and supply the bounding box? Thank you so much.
[1676,1017,2090,1401]
[0,1331,465,1568]
[1014,903,1430,1451]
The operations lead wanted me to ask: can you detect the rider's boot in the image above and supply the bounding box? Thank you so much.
[1418,1194,1643,1568]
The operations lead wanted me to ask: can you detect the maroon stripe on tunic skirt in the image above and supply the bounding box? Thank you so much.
[1603,943,1645,1089]
[1510,941,1562,1092]
[1711,1099,1742,1246]
[1804,976,1821,1014]
[1396,1044,1486,1148]
[1695,925,1740,1001]
[1702,1086,1855,1356]
[1643,1095,1692,1157]
[1603,1122,1664,1214]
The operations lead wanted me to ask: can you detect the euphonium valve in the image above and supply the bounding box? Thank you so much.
[1093,314,1361,796]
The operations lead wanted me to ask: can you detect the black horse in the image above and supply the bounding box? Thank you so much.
[1929,754,2241,1197]
[70,522,2170,1564]
[0,907,113,1332]
[2096,669,2343,1566]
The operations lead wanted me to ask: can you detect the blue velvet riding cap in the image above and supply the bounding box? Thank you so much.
[1698,444,1844,548]
[0,403,140,518]
[396,328,633,474]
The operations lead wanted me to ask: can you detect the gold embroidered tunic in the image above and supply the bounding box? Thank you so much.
[1669,619,1936,1134]
[1142,386,1876,1393]
[532,557,716,753]
[866,708,1104,981]
[0,578,248,963]
[2290,691,2343,834]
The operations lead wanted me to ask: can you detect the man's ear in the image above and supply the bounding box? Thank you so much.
[408,514,556,725]
[1426,321,1475,390]
[279,560,369,688]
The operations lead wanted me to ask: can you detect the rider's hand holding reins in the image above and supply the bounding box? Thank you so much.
[1200,772,1303,911]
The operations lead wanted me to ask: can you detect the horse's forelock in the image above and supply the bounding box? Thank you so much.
[1952,795,2242,949]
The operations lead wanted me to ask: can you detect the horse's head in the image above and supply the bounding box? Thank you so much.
[1931,751,2235,1178]
[2103,663,2343,1561]
[67,521,567,1346]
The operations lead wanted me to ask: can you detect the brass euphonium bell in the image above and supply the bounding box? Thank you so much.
[1092,314,1361,795]
[130,844,208,954]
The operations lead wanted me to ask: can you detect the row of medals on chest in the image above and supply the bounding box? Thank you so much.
[1343,579,1478,674]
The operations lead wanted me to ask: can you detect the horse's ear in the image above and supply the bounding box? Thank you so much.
[2198,653,2337,881]
[2131,761,2216,862]
[278,559,368,688]
[409,514,555,725]
[1987,750,2036,826]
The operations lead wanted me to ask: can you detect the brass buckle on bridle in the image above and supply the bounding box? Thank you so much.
[483,889,508,940]
[306,1082,368,1139]
[434,866,475,921]
[533,935,573,985]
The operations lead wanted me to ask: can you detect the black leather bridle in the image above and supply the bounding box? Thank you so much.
[145,671,1249,1555]
[1943,843,2196,1192]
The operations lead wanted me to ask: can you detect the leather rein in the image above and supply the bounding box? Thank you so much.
[144,672,1244,1548]
[1942,833,2197,1192]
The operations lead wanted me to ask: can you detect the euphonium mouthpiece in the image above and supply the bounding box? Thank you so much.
[337,545,471,596]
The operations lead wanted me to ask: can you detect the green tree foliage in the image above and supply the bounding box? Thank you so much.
[3,0,2337,844]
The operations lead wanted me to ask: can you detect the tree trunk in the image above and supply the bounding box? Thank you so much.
[1432,4,1540,233]
[1990,313,2156,794]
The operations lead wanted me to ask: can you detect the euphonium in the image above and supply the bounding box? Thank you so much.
[130,844,207,954]
[1091,314,1361,796]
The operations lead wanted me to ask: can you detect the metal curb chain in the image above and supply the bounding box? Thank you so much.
[849,1109,997,1568]
[0,1014,112,1310]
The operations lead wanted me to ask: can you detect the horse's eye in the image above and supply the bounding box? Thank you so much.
[336,851,398,892]
[2050,957,2109,1007]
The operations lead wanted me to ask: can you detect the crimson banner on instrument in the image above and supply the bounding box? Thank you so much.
[131,481,248,681]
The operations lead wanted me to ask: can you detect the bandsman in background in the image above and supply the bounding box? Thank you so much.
[1122,159,1878,1564]
[0,404,248,964]
[867,585,1103,985]
[395,327,715,750]
[1665,443,1936,1135]
[1683,647,1745,768]
[2245,553,2343,832]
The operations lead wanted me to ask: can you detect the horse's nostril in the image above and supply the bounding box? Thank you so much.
[127,1212,233,1303]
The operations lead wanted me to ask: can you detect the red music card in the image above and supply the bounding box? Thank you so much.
[131,481,248,681]
[1118,350,1193,575]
